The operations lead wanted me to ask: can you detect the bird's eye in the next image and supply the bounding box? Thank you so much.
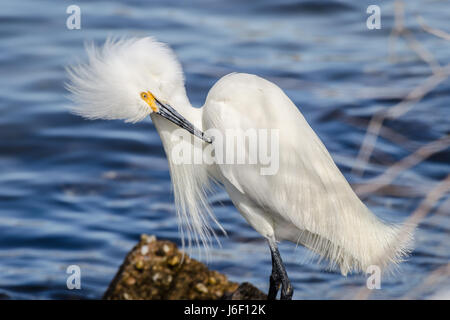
[141,92,148,99]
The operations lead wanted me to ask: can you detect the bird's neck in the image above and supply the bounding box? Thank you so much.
[150,96,215,254]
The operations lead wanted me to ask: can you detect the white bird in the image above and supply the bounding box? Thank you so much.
[66,37,413,299]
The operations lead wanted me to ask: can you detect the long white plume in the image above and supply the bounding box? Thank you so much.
[152,116,225,259]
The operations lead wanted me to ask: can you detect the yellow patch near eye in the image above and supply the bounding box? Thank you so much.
[140,91,159,112]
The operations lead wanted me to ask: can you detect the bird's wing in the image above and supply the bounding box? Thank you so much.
[203,73,352,229]
[202,73,412,275]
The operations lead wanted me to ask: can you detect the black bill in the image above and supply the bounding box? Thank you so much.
[154,96,212,143]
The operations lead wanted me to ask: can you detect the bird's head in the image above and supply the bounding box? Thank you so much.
[66,37,210,142]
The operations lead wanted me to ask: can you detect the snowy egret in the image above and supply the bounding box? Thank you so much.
[66,37,413,300]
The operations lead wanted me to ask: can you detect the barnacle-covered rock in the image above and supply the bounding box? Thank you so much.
[103,234,266,300]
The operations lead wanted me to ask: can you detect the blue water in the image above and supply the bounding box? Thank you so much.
[0,0,449,299]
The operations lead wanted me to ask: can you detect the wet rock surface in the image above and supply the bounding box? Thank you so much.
[103,234,267,300]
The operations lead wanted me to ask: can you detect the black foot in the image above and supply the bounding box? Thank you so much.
[267,238,293,300]
[280,281,293,300]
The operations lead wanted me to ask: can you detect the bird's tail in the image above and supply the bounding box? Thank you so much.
[291,212,414,276]
[337,219,414,276]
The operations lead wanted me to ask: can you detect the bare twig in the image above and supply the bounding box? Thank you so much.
[417,16,450,41]
[388,0,405,63]
[403,263,450,299]
[342,115,421,152]
[352,65,450,176]
[404,174,450,227]
[389,1,441,73]
[355,136,450,197]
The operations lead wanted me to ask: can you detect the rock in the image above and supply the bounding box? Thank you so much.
[103,234,267,300]
[223,283,268,300]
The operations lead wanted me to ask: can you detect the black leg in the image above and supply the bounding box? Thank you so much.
[267,238,293,300]
[268,250,281,300]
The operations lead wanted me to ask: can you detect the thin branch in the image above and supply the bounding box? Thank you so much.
[355,136,450,196]
[352,66,450,176]
[417,15,450,41]
[342,115,421,152]
[404,174,450,227]
[403,263,450,299]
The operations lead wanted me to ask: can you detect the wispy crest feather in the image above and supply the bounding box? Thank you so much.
[66,37,185,123]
